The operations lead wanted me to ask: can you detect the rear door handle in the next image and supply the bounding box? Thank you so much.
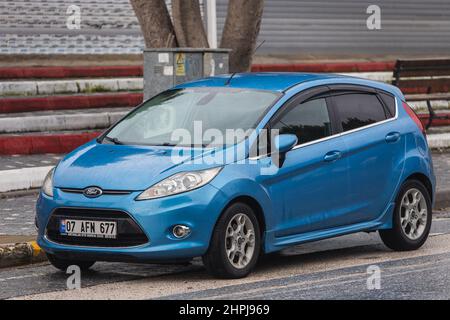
[324,150,342,162]
[385,132,401,143]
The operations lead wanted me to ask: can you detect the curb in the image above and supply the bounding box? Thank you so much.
[0,62,394,80]
[0,110,128,134]
[0,131,100,155]
[418,113,450,127]
[0,241,47,269]
[0,92,143,113]
[0,66,143,80]
[0,78,143,97]
[427,133,450,149]
[0,166,54,193]
[251,61,395,73]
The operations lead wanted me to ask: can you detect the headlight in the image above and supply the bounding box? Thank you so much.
[42,167,55,197]
[136,167,222,200]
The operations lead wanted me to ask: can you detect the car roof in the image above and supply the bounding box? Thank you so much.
[174,72,404,99]
[176,72,343,92]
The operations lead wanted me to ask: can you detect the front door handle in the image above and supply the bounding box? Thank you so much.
[324,150,342,162]
[385,132,401,143]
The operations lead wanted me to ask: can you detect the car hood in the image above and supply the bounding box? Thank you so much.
[53,142,212,191]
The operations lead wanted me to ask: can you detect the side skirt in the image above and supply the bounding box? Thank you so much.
[263,202,395,253]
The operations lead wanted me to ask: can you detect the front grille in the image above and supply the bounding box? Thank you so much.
[60,188,132,195]
[46,208,149,247]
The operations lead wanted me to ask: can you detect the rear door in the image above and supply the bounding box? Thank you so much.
[328,86,405,224]
[260,87,352,236]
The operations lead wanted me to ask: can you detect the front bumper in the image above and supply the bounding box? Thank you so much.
[36,184,228,262]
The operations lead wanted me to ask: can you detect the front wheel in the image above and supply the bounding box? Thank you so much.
[203,203,261,279]
[379,179,432,251]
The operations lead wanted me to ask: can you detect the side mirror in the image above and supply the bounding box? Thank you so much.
[273,134,298,168]
[274,134,298,154]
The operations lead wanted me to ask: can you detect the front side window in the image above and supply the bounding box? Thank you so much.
[332,93,387,132]
[104,87,281,147]
[271,98,332,145]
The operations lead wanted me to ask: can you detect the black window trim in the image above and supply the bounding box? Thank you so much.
[249,85,336,157]
[269,85,339,138]
[249,84,399,159]
[327,85,397,133]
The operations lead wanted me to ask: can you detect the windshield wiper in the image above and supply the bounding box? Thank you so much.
[103,136,124,145]
[150,142,177,147]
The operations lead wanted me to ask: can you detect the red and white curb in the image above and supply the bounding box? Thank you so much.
[0,62,394,80]
[0,131,100,155]
[0,65,143,80]
[0,110,129,134]
[0,78,143,96]
[0,92,143,114]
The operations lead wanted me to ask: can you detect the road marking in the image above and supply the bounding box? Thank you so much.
[201,256,450,300]
[0,273,48,282]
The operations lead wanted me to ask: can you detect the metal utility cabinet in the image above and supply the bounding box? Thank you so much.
[143,48,230,100]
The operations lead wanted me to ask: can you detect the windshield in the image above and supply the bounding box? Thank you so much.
[103,87,280,147]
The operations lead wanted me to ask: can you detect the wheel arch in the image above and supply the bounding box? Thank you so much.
[221,195,266,237]
[404,172,434,202]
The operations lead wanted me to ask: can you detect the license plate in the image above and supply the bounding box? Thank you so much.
[60,219,117,239]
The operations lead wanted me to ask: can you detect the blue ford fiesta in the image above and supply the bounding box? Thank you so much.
[36,73,435,278]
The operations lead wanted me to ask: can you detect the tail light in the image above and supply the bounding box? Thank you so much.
[402,101,426,136]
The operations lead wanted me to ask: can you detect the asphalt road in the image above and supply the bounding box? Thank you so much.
[2,212,450,300]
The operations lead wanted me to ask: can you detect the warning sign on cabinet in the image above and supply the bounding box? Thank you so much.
[175,53,186,76]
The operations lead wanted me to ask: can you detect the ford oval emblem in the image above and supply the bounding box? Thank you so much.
[83,187,103,198]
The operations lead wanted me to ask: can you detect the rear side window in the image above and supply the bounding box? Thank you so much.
[331,93,387,132]
[271,98,332,145]
[378,92,396,117]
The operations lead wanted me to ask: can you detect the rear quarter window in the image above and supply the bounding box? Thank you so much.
[378,92,397,117]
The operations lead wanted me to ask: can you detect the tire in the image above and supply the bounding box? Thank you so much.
[46,253,95,272]
[203,203,261,279]
[379,179,432,251]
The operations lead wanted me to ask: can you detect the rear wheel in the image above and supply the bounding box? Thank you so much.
[46,253,95,272]
[203,203,261,279]
[379,179,432,251]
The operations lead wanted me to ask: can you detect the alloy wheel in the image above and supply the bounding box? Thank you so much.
[400,188,428,240]
[225,213,256,269]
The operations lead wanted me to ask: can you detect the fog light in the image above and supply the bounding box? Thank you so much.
[172,225,191,239]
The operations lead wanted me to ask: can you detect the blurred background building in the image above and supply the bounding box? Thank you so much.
[1,0,450,57]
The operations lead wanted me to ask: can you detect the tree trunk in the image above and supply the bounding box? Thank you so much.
[220,0,264,72]
[130,0,177,48]
[172,0,209,48]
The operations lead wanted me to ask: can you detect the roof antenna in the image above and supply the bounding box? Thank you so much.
[225,40,266,86]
